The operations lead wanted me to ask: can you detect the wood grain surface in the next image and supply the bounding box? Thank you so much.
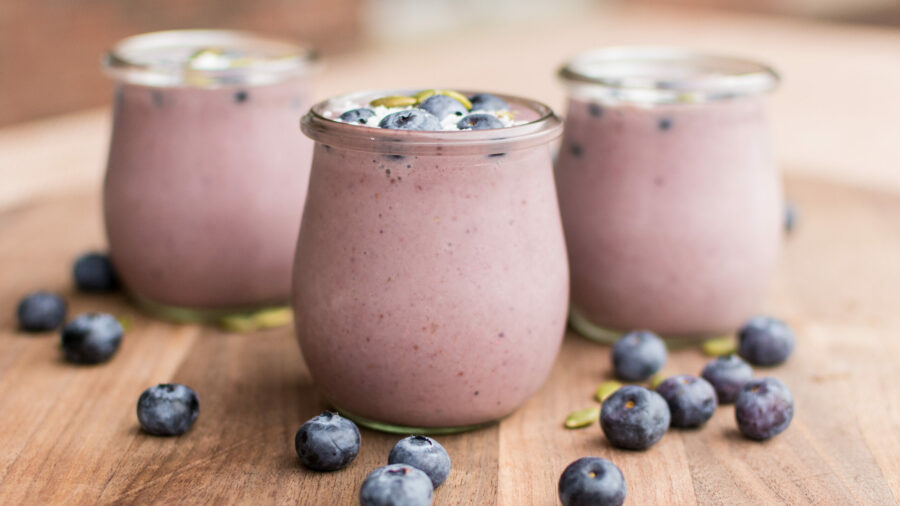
[0,174,898,505]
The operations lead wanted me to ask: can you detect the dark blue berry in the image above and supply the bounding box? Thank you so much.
[735,377,794,440]
[784,201,797,234]
[359,464,433,506]
[17,292,66,332]
[738,316,795,366]
[379,109,441,131]
[611,330,667,381]
[61,313,123,364]
[655,375,718,428]
[701,355,753,404]
[600,385,670,450]
[137,383,200,436]
[456,113,503,130]
[468,93,509,112]
[558,457,626,506]
[73,252,119,292]
[417,95,467,120]
[339,108,376,125]
[388,435,451,488]
[295,411,361,471]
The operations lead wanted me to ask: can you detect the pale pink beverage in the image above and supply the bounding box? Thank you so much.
[555,47,782,340]
[102,30,316,320]
[294,90,567,431]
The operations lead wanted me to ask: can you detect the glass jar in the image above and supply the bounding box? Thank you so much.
[294,90,567,432]
[102,30,317,322]
[555,47,781,342]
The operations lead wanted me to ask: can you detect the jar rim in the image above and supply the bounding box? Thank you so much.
[559,46,779,104]
[103,29,317,88]
[300,89,563,156]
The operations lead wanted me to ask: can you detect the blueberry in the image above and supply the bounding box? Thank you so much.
[738,316,795,366]
[137,383,200,436]
[417,95,467,120]
[60,313,123,364]
[359,464,434,506]
[558,457,626,506]
[735,377,794,440]
[655,375,718,428]
[456,113,503,130]
[379,110,441,131]
[468,93,509,112]
[701,355,754,404]
[73,252,119,292]
[388,435,451,488]
[17,292,66,332]
[600,385,670,450]
[339,108,376,125]
[295,411,361,471]
[611,330,667,382]
[784,201,797,234]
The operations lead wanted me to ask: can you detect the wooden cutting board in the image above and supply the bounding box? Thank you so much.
[0,174,898,504]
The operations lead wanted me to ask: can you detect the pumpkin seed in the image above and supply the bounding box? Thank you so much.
[594,380,622,403]
[370,95,417,108]
[702,336,737,357]
[564,406,600,429]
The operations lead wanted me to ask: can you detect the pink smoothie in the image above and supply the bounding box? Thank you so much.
[294,91,567,429]
[555,48,782,338]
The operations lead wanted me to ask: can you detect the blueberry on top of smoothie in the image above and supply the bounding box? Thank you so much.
[379,109,442,131]
[469,93,509,112]
[457,113,504,130]
[417,95,467,120]
[339,108,376,125]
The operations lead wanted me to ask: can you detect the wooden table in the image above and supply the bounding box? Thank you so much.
[1,5,899,505]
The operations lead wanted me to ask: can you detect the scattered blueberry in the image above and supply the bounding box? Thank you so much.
[73,252,119,292]
[655,375,718,428]
[737,316,795,366]
[558,457,626,506]
[468,93,509,112]
[137,383,200,436]
[588,103,604,118]
[16,292,66,332]
[388,435,451,488]
[784,201,797,234]
[359,464,434,506]
[457,113,503,130]
[417,95,467,120]
[379,109,441,131]
[295,411,361,471]
[60,313,123,364]
[735,377,794,440]
[658,118,673,131]
[339,108,376,125]
[701,355,754,404]
[611,330,667,382]
[600,385,670,450]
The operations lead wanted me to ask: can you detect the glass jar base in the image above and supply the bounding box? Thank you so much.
[334,407,497,435]
[131,294,292,330]
[568,307,722,348]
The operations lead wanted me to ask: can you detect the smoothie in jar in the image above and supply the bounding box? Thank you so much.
[555,47,782,341]
[102,30,316,321]
[294,90,568,431]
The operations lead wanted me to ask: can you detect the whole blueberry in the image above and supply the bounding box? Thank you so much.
[738,316,795,366]
[735,377,794,440]
[611,330,667,381]
[701,355,754,404]
[359,464,434,506]
[17,292,66,332]
[137,383,200,436]
[600,385,670,450]
[339,108,376,125]
[388,435,451,488]
[60,313,123,364]
[295,411,361,471]
[379,109,441,131]
[456,113,504,130]
[417,95,467,120]
[558,457,626,506]
[73,252,119,292]
[655,375,718,428]
[468,93,509,112]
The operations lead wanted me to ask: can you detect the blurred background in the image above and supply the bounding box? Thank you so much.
[2,0,900,126]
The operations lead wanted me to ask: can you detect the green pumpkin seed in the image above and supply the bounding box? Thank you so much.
[702,336,737,357]
[650,373,668,390]
[564,406,599,429]
[115,315,133,332]
[370,96,417,108]
[218,314,257,332]
[252,307,293,329]
[594,380,622,403]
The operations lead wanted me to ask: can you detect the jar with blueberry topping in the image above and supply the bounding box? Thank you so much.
[102,30,316,323]
[555,47,781,342]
